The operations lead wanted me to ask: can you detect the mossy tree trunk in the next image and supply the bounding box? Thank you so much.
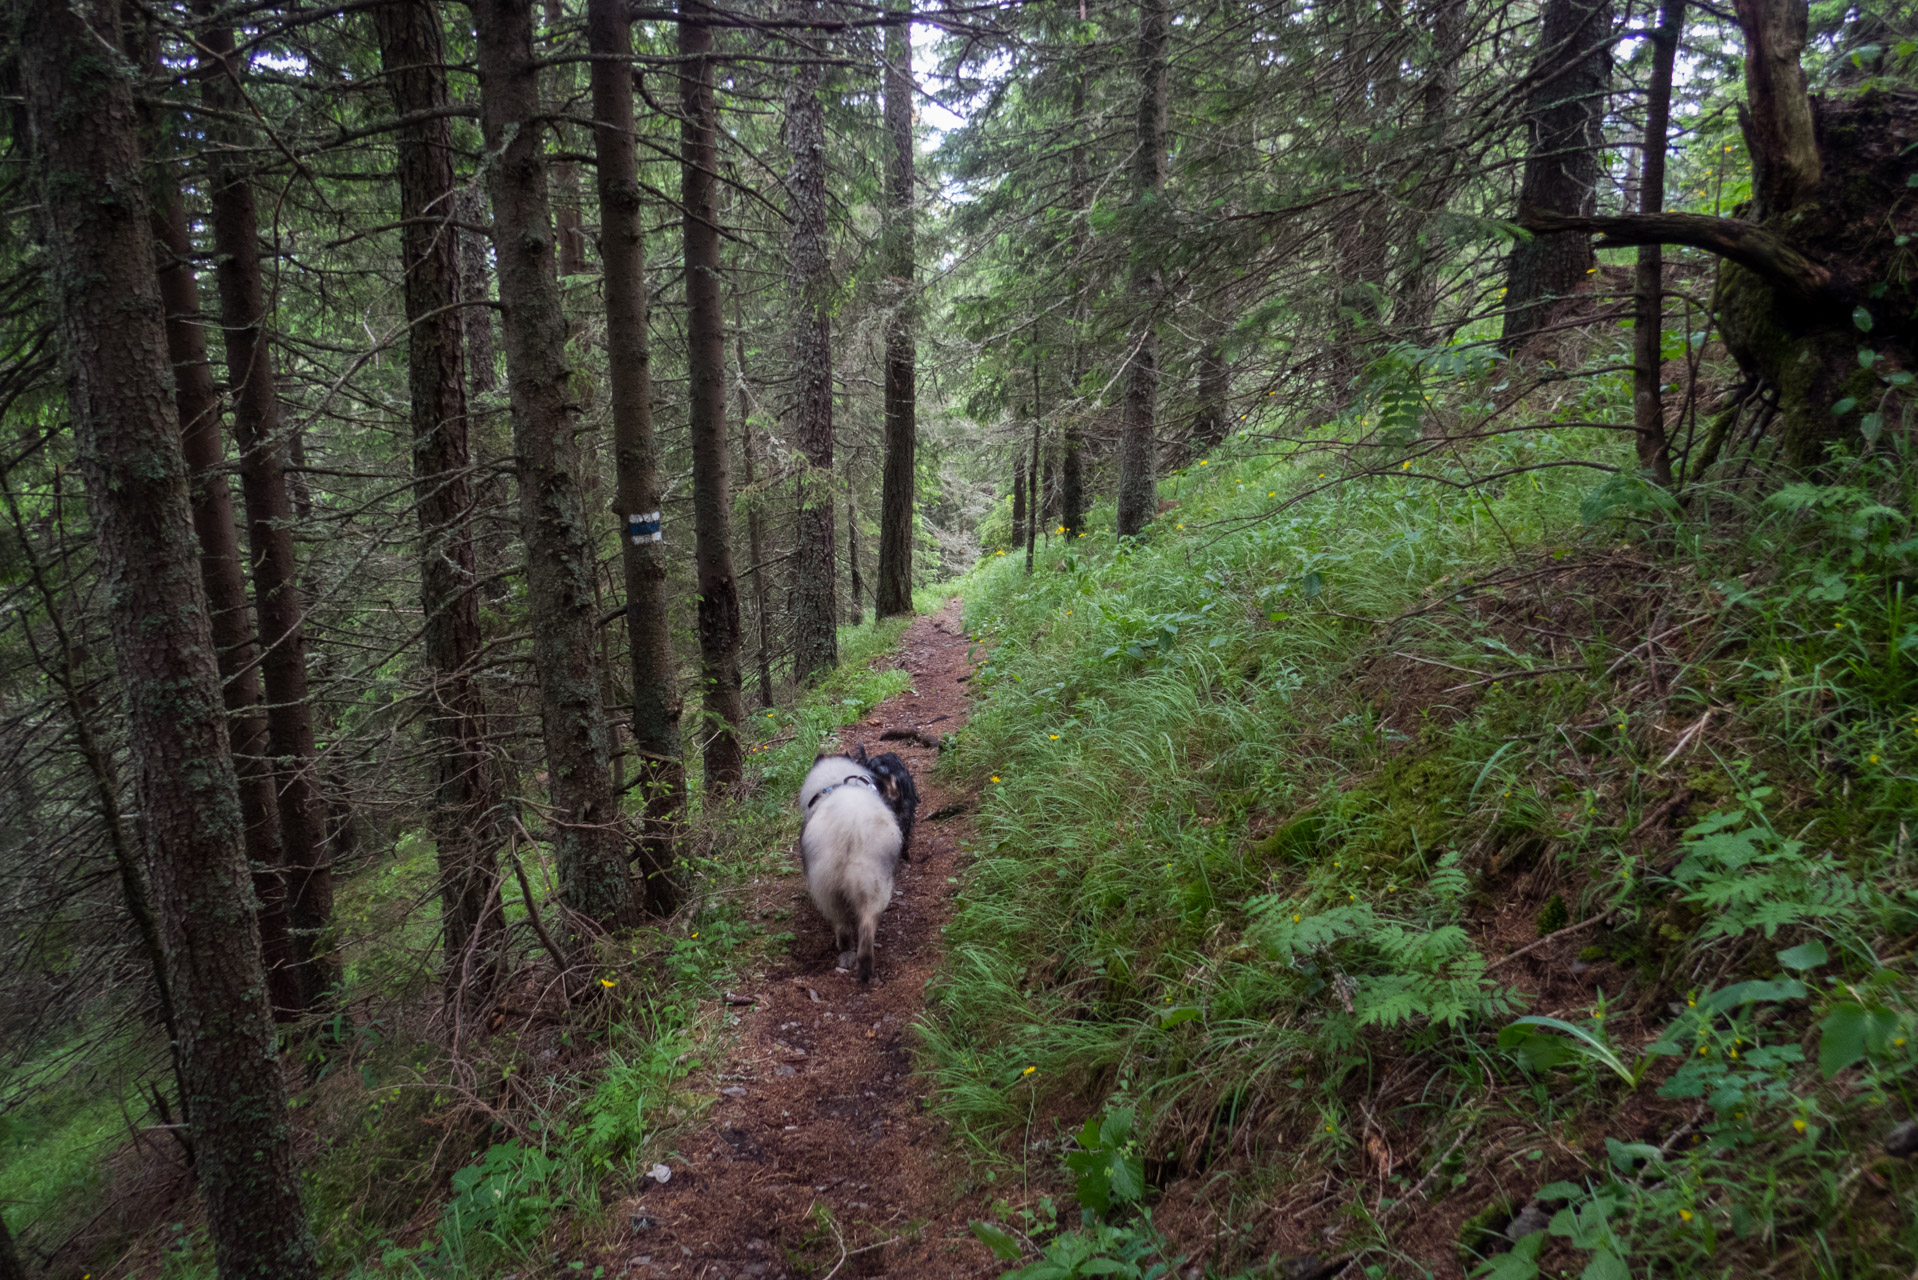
[1521,0,1915,472]
[875,0,917,618]
[475,0,640,931]
[591,0,684,912]
[1115,0,1168,537]
[193,0,338,1010]
[1500,0,1612,353]
[679,0,747,786]
[375,0,513,985]
[20,0,319,1270]
[785,1,840,686]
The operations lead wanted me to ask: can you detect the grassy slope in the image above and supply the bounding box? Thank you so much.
[930,387,1918,1276]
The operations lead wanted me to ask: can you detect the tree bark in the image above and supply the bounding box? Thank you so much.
[1500,0,1613,352]
[1025,410,1040,574]
[130,30,301,1018]
[679,1,747,787]
[1011,446,1028,550]
[1394,0,1467,334]
[1191,329,1230,452]
[1061,71,1088,540]
[590,0,683,912]
[1115,0,1167,537]
[458,187,499,393]
[1734,0,1820,216]
[875,0,916,617]
[475,0,640,930]
[374,0,512,983]
[19,0,318,1271]
[1632,0,1685,485]
[785,3,840,686]
[541,0,591,276]
[193,0,338,1010]
[736,331,776,708]
[846,456,864,625]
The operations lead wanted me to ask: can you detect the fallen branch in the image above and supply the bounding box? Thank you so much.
[879,727,944,750]
[508,819,573,994]
[1486,913,1612,972]
[1518,207,1839,309]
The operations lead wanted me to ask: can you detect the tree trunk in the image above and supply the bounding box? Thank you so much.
[541,0,590,276]
[1028,410,1043,575]
[1061,72,1088,540]
[1012,447,1028,551]
[155,186,302,1021]
[736,331,776,708]
[459,187,499,394]
[1632,0,1684,485]
[846,457,864,625]
[785,5,840,685]
[591,0,683,912]
[1040,443,1054,536]
[1734,0,1820,217]
[20,0,319,1271]
[1500,0,1612,352]
[193,0,338,1010]
[475,0,639,930]
[1394,0,1467,334]
[679,1,747,787]
[129,31,301,1018]
[374,0,512,985]
[1192,329,1231,453]
[1115,0,1167,537]
[1520,17,1913,472]
[875,0,916,617]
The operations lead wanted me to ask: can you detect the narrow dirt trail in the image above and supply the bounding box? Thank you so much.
[609,602,999,1280]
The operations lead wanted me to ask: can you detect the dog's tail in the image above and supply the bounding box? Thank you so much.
[856,915,876,983]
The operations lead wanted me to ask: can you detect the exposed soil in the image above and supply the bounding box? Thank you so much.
[604,602,1000,1280]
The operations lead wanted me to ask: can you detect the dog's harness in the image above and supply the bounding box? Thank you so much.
[807,774,877,809]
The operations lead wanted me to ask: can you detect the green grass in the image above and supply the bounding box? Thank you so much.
[0,1063,136,1237]
[929,385,1918,1276]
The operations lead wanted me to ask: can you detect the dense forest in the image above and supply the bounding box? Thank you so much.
[2,0,1916,1277]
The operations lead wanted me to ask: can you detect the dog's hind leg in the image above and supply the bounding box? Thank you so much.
[856,916,876,983]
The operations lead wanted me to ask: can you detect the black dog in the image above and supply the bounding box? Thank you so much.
[850,743,918,861]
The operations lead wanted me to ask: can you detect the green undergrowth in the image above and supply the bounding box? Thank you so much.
[932,393,1918,1276]
[304,612,916,1278]
[17,613,916,1280]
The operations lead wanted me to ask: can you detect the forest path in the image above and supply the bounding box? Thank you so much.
[607,601,999,1280]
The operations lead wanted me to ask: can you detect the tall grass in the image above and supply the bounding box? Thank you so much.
[931,411,1918,1275]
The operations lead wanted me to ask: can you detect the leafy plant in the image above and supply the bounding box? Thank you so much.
[1063,1107,1145,1215]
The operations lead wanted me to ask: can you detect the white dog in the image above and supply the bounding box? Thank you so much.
[798,754,904,982]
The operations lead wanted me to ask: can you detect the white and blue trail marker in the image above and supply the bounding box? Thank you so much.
[628,511,662,544]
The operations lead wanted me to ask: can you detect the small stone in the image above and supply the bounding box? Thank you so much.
[1505,1202,1552,1240]
[721,1086,748,1098]
[649,1163,672,1184]
[1886,1119,1918,1158]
